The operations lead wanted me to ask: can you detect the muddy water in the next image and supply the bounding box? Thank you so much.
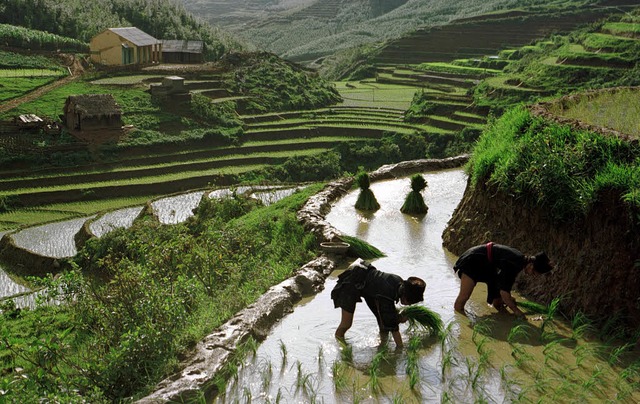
[217,169,639,403]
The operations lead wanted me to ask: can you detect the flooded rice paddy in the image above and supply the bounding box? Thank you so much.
[9,216,95,258]
[216,169,639,404]
[90,206,145,238]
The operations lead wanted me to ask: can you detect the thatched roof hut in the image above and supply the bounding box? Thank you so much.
[63,94,124,142]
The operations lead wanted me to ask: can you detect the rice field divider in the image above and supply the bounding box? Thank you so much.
[2,164,269,200]
[2,151,327,194]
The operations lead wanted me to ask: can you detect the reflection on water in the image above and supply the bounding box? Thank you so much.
[90,206,144,237]
[10,216,94,258]
[0,231,32,303]
[152,191,205,225]
[216,169,640,404]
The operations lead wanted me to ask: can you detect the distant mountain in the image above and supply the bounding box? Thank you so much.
[183,0,531,63]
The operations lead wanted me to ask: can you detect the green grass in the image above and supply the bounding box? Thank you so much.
[90,75,164,85]
[0,76,59,102]
[468,106,640,221]
[0,68,65,77]
[1,165,268,196]
[544,88,640,138]
[416,62,502,75]
[602,22,640,35]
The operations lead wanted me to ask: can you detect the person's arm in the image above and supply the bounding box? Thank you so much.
[500,290,525,318]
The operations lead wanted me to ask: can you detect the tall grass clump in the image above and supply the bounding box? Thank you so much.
[468,106,640,221]
[400,174,428,215]
[354,171,380,211]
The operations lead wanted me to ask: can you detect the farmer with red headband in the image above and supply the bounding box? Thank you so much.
[453,242,554,318]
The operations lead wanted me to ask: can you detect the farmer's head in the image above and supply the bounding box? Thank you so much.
[526,252,554,275]
[401,277,426,305]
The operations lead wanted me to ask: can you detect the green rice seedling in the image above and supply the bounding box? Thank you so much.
[368,345,389,393]
[400,174,428,215]
[338,339,353,363]
[279,339,287,366]
[354,171,380,211]
[331,360,349,390]
[399,305,443,337]
[515,300,548,315]
[406,335,421,389]
[317,345,324,368]
[542,339,563,365]
[608,342,633,366]
[573,343,599,367]
[570,311,593,340]
[338,235,385,259]
[582,365,605,395]
[260,359,273,391]
[243,386,252,402]
[507,323,531,345]
[511,343,534,369]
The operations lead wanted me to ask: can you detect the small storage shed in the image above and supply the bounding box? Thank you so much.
[63,94,123,142]
[161,40,204,64]
[90,27,161,66]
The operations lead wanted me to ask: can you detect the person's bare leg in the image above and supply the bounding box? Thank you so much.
[335,309,354,341]
[454,273,476,315]
[492,297,507,313]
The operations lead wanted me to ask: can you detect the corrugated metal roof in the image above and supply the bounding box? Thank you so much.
[161,40,204,53]
[110,27,158,47]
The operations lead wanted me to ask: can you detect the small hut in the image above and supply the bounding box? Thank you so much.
[161,40,204,64]
[63,94,123,142]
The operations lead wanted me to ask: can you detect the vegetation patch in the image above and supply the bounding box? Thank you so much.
[468,106,640,221]
[0,186,323,401]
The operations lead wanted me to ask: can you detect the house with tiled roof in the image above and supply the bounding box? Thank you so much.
[90,27,161,66]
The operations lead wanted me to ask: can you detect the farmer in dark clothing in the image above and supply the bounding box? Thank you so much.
[453,242,554,318]
[331,259,426,348]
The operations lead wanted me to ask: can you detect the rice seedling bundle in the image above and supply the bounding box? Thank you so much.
[338,235,385,259]
[400,305,443,337]
[400,174,428,214]
[516,300,548,315]
[355,189,380,211]
[355,172,380,211]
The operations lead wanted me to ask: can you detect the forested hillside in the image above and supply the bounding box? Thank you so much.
[0,0,244,59]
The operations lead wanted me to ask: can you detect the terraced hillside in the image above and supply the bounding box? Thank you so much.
[373,5,637,64]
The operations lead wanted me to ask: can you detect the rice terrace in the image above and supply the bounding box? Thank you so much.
[0,0,639,402]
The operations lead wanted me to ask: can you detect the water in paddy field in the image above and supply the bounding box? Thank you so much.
[90,206,144,237]
[216,169,640,404]
[9,216,95,258]
[152,191,205,225]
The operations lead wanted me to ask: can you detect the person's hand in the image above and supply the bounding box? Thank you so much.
[399,315,408,323]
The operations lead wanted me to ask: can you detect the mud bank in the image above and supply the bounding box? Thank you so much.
[443,177,640,330]
[138,155,468,403]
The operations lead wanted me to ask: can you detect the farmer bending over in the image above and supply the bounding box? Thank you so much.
[453,242,554,318]
[331,258,426,348]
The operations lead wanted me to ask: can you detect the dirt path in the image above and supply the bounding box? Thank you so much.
[0,55,83,115]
